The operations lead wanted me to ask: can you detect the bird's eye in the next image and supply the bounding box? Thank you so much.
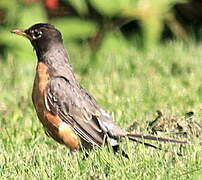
[32,30,42,39]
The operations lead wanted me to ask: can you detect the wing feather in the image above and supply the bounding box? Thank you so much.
[45,76,106,147]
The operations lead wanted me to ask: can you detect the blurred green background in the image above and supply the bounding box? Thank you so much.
[0,0,202,179]
[0,0,202,61]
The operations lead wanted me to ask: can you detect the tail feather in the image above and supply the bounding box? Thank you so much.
[127,137,163,150]
[127,138,184,156]
[127,133,188,144]
[111,133,187,157]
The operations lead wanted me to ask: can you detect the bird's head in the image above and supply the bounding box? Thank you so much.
[11,23,63,56]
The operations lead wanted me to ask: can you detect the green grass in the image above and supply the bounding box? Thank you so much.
[0,40,202,179]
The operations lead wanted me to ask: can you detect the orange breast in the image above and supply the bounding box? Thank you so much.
[32,62,80,149]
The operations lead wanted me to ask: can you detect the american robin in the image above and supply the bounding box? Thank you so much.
[11,23,187,154]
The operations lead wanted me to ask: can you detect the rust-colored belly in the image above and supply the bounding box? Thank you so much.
[32,62,80,149]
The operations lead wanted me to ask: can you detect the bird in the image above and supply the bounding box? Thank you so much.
[11,23,187,156]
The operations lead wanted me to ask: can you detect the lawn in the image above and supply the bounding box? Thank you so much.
[0,38,202,179]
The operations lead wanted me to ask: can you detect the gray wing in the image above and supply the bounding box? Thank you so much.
[45,76,106,147]
[45,76,126,148]
[79,85,127,138]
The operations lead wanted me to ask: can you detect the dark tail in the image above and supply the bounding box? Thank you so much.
[125,137,184,157]
[112,133,187,158]
[127,133,188,144]
[113,134,187,158]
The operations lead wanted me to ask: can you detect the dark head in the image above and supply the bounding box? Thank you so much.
[11,23,64,59]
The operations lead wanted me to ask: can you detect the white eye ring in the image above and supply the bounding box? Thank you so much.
[32,30,42,39]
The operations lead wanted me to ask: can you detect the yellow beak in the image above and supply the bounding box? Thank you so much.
[11,29,32,40]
